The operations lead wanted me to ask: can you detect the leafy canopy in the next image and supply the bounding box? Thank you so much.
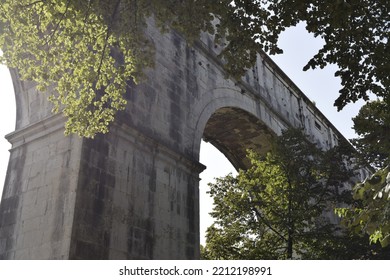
[203,128,365,259]
[336,166,390,248]
[0,0,154,137]
[351,100,390,169]
[337,99,390,248]
[1,0,389,136]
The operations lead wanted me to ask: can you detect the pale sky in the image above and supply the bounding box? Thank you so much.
[0,23,365,245]
[0,62,15,202]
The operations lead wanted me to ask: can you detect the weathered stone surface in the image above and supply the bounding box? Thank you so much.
[0,20,357,259]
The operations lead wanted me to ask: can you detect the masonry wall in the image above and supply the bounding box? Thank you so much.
[69,127,203,259]
[0,113,82,259]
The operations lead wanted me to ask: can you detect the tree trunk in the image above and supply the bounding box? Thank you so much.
[287,178,294,259]
[287,230,293,259]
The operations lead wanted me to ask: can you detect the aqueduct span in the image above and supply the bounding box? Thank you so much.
[0,20,356,259]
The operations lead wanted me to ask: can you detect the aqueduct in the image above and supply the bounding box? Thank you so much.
[0,21,351,259]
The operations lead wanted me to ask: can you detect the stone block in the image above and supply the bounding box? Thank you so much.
[21,216,41,233]
[29,242,51,259]
[0,238,6,252]
[22,190,38,206]
[14,248,30,259]
[20,198,47,221]
[22,229,42,248]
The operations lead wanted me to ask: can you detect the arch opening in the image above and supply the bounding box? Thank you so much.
[0,64,16,201]
[202,107,276,170]
[199,106,277,248]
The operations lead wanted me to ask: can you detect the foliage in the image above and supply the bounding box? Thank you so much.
[336,99,390,248]
[351,99,390,169]
[336,166,390,248]
[0,0,154,137]
[1,1,389,136]
[202,128,372,260]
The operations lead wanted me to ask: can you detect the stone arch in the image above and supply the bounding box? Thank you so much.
[8,69,55,130]
[0,67,17,199]
[202,107,276,170]
[192,87,280,170]
[8,69,26,130]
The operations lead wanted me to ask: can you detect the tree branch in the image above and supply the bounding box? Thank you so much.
[248,191,288,243]
[94,0,122,90]
[45,0,72,46]
[17,0,45,8]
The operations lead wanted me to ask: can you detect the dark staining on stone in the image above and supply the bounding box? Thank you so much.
[51,165,71,246]
[186,246,195,259]
[105,173,116,189]
[0,146,26,257]
[186,232,195,244]
[126,218,155,259]
[93,200,105,216]
[149,167,157,193]
[144,231,154,258]
[186,179,196,233]
[143,84,158,108]
[124,151,156,258]
[126,227,134,254]
[0,221,15,238]
[148,190,154,204]
[184,45,200,114]
[72,240,107,260]
[61,150,71,168]
[143,218,155,258]
[70,134,117,260]
[0,196,19,226]
[96,176,106,200]
[134,227,143,240]
[0,246,13,260]
[116,109,134,128]
[176,204,181,215]
[168,80,183,145]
